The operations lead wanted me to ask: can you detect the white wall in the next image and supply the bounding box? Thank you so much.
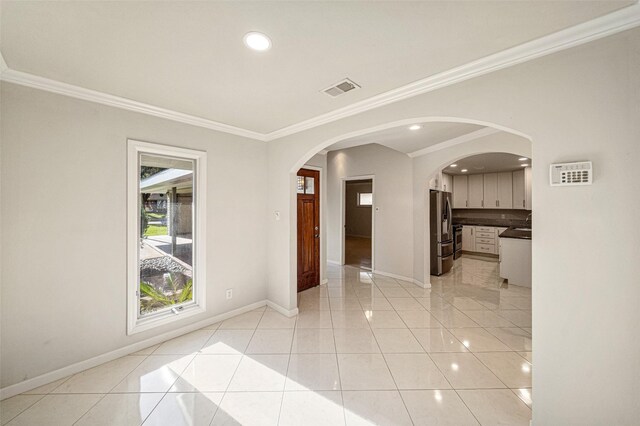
[267,28,640,424]
[326,144,413,279]
[412,131,532,285]
[0,83,268,389]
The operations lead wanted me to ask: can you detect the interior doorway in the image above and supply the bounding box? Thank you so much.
[344,179,373,269]
[296,168,320,292]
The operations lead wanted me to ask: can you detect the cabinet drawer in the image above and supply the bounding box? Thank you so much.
[476,226,494,233]
[476,238,495,245]
[476,243,495,253]
[476,232,495,239]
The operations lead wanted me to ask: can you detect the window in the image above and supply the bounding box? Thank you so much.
[357,192,373,206]
[297,176,315,194]
[127,140,207,334]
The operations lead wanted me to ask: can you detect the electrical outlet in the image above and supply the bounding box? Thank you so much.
[226,289,233,300]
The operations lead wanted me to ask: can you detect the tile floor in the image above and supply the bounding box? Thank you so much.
[1,255,532,425]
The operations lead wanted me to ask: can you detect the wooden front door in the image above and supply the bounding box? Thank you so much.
[297,168,320,292]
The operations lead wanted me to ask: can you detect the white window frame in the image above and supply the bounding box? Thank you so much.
[127,139,207,335]
[357,192,373,207]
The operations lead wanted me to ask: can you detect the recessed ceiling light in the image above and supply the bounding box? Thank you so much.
[409,125,421,131]
[461,169,468,173]
[243,32,271,51]
[519,157,528,161]
[449,164,457,168]
[521,164,529,167]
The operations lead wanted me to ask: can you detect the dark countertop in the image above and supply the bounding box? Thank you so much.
[453,219,530,228]
[499,227,532,240]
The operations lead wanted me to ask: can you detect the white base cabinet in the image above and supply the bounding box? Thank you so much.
[462,226,506,255]
[499,237,532,287]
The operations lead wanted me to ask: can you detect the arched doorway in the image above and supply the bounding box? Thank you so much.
[288,117,532,303]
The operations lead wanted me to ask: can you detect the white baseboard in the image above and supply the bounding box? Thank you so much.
[266,300,299,318]
[327,260,342,266]
[321,279,329,285]
[372,269,414,283]
[373,269,431,289]
[413,279,432,289]
[0,299,268,400]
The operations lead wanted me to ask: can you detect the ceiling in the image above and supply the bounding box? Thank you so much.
[327,121,485,155]
[1,1,632,134]
[444,153,531,175]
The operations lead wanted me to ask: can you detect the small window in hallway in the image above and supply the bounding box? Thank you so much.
[358,192,373,206]
[127,140,207,334]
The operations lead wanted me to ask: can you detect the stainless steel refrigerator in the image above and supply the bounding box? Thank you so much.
[430,190,454,276]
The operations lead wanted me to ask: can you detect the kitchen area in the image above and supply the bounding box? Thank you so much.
[431,152,532,287]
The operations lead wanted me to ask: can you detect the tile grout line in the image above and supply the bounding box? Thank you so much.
[326,282,348,426]
[365,273,415,425]
[212,306,271,425]
[70,353,149,425]
[274,308,297,425]
[1,393,46,425]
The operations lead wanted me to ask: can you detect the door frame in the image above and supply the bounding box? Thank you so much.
[298,165,325,287]
[340,175,375,270]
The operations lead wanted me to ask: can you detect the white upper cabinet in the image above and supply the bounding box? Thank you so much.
[483,173,498,208]
[442,173,453,193]
[513,167,532,210]
[453,175,468,208]
[452,169,529,210]
[497,172,513,209]
[467,174,484,208]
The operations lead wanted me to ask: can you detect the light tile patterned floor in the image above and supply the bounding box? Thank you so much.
[1,255,532,425]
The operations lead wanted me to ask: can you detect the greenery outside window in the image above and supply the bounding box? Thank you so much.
[127,140,207,334]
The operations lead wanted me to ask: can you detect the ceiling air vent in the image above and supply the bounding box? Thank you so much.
[323,78,360,97]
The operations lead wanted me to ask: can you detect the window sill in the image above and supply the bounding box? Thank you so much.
[127,303,206,335]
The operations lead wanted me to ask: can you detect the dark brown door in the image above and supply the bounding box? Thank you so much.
[297,168,320,292]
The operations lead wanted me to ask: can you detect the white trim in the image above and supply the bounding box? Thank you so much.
[290,117,531,174]
[327,260,342,266]
[0,69,266,141]
[127,140,207,335]
[0,300,268,400]
[321,278,329,285]
[408,127,501,158]
[2,4,639,142]
[318,150,329,155]
[265,3,640,140]
[340,175,375,269]
[413,279,431,289]
[0,51,7,74]
[266,300,299,318]
[372,269,429,289]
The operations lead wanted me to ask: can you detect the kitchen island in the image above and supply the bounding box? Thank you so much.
[499,227,532,287]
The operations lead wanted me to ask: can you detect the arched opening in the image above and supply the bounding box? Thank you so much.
[288,117,532,300]
[286,115,535,420]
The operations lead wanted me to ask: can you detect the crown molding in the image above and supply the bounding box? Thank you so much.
[0,68,267,141]
[408,127,501,158]
[263,3,640,141]
[1,3,638,143]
